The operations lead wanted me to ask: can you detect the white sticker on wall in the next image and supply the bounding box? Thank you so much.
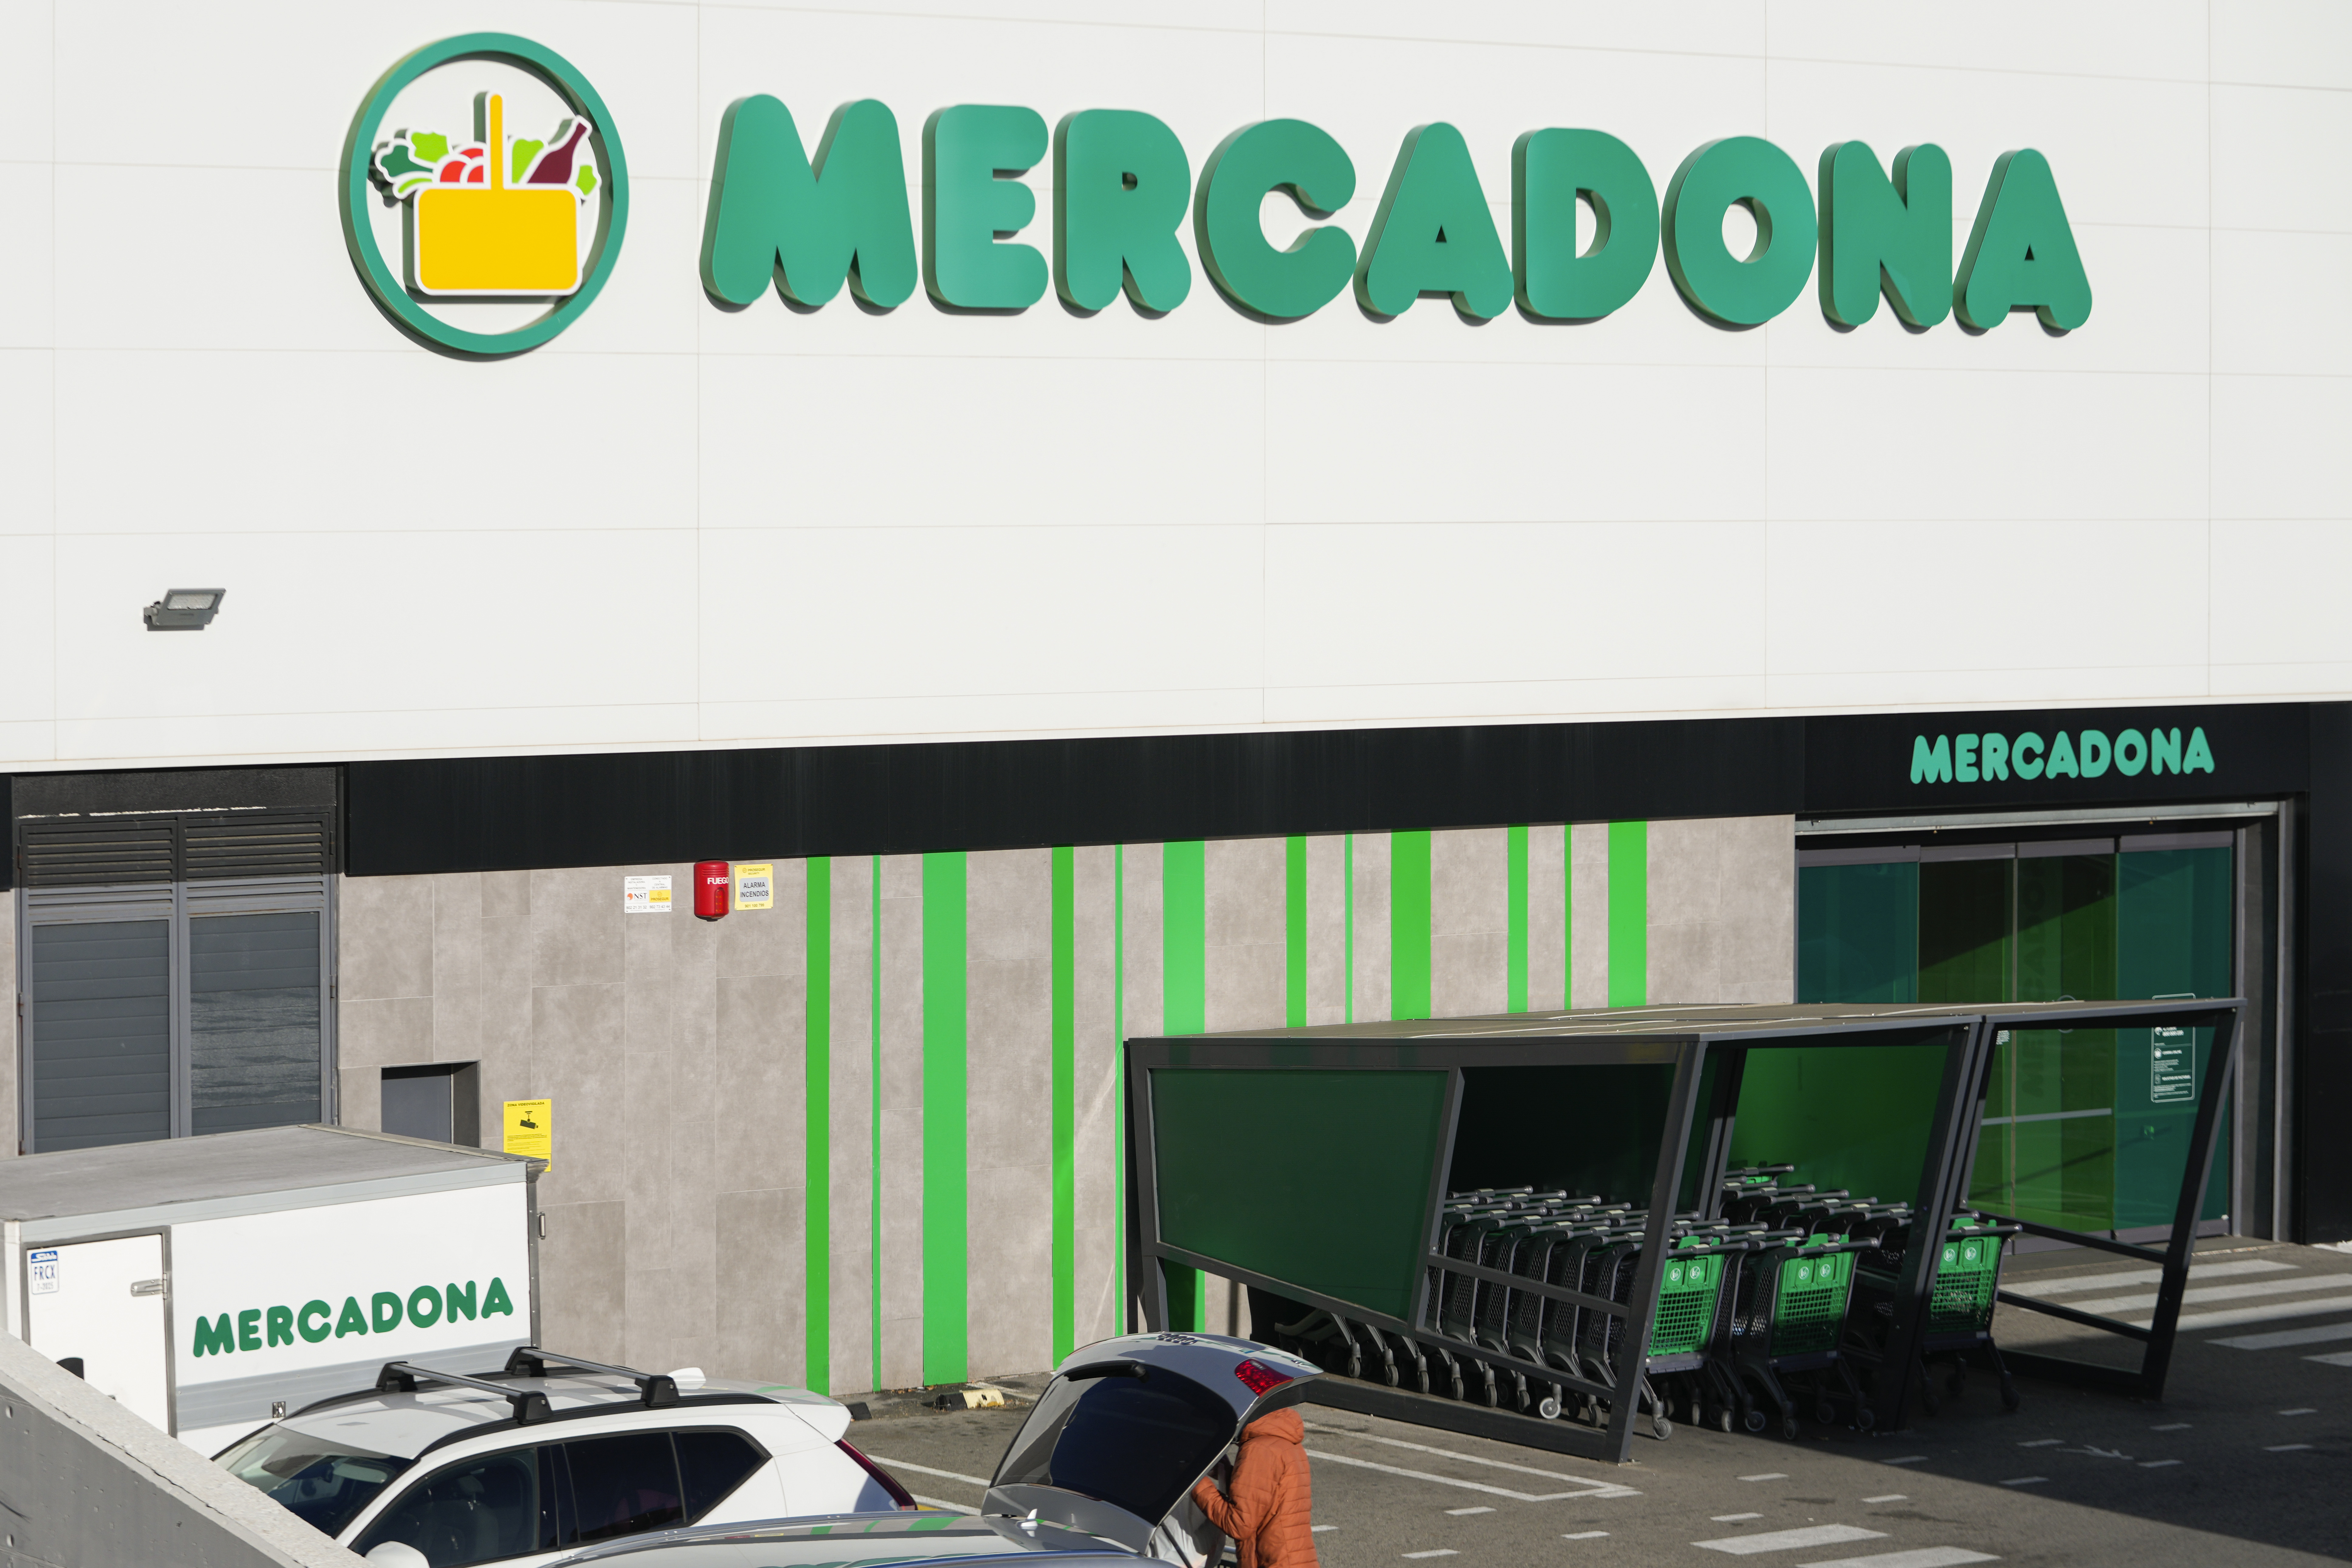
[624,874,673,914]
[28,1249,58,1295]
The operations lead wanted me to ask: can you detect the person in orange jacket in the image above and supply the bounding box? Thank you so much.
[1189,1406,1318,1568]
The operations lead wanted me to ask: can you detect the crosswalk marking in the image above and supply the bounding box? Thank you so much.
[2165,1293,2352,1331]
[2060,1275,2352,1315]
[1305,1447,1639,1502]
[1696,1524,1887,1555]
[1792,1550,1997,1568]
[2212,1320,2352,1350]
[2008,1259,2292,1295]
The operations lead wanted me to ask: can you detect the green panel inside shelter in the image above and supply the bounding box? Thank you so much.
[1725,1039,1953,1205]
[1447,1063,1682,1209]
[1152,1067,1448,1321]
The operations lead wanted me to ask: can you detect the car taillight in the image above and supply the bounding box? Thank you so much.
[1234,1358,1294,1396]
[837,1438,919,1510]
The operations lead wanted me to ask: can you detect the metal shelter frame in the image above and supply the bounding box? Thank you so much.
[1126,997,2242,1464]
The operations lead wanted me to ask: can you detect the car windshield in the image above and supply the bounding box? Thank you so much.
[216,1422,413,1538]
[991,1367,1236,1527]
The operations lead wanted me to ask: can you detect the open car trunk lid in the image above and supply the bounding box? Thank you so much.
[983,1334,1322,1561]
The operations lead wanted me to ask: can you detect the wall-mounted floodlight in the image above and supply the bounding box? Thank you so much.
[143,588,225,630]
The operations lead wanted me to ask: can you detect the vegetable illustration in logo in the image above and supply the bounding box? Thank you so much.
[370,93,599,296]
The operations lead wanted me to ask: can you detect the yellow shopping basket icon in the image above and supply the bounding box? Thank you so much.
[413,95,581,296]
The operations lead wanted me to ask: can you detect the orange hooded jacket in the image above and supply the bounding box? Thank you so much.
[1189,1407,1317,1568]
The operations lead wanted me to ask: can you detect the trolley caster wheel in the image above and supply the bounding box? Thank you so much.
[1715,1408,1733,1433]
[1744,1408,1768,1434]
[1538,1395,1563,1421]
[1780,1417,1801,1442]
[1815,1402,1838,1426]
[1651,1415,1674,1441]
[1383,1366,1399,1387]
[1856,1407,1876,1432]
[2000,1379,2021,1413]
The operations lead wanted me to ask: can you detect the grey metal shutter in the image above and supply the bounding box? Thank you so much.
[28,911,174,1151]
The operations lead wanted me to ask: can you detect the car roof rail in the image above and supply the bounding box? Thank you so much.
[378,1361,554,1424]
[504,1345,681,1408]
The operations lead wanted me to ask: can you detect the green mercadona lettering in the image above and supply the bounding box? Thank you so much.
[191,1278,514,1357]
[699,104,2089,332]
[1911,727,2215,785]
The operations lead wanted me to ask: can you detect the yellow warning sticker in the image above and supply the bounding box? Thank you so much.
[504,1099,552,1168]
[733,863,774,911]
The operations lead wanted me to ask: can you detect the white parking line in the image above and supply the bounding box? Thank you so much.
[2139,1460,2181,1469]
[1739,1472,1790,1482]
[1305,1447,1640,1502]
[867,1457,991,1488]
[2151,1423,2191,1431]
[1793,1550,1997,1568]
[2017,1439,2063,1447]
[1998,1476,2047,1487]
[2265,1443,2314,1452]
[1444,1507,1493,1516]
[1696,1524,1886,1555]
[1862,1495,1907,1503]
[1402,1551,1458,1559]
[2309,1352,2352,1367]
[2211,1320,2352,1350]
[1312,1526,1338,1533]
[1563,1532,1610,1540]
[1881,1455,1930,1466]
[912,1496,978,1515]
[2280,1407,2317,1416]
[1713,1512,1763,1522]
[1303,1424,1618,1482]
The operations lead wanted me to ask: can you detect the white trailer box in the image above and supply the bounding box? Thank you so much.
[0,1124,541,1455]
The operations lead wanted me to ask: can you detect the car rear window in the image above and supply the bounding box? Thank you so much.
[216,1424,412,1539]
[991,1368,1234,1527]
[677,1428,767,1519]
[565,1430,685,1543]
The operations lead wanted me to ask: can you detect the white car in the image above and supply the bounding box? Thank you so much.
[545,1332,1328,1568]
[215,1347,915,1566]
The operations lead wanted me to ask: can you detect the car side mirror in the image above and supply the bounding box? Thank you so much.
[364,1544,431,1567]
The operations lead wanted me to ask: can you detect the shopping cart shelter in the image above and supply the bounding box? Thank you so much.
[1129,999,2241,1461]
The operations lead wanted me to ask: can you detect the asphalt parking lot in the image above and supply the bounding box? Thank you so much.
[848,1240,2352,1568]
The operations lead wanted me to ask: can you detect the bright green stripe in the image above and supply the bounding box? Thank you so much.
[1284,836,1307,1027]
[1163,841,1205,1035]
[1391,830,1431,1021]
[805,857,831,1394]
[1506,825,1528,1013]
[1113,844,1125,1332]
[1050,846,1076,1364]
[870,856,881,1393]
[1607,820,1648,1007]
[875,865,884,1391]
[1343,834,1355,1024]
[922,851,967,1384]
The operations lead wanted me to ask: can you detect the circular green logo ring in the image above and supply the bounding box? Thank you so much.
[339,33,629,357]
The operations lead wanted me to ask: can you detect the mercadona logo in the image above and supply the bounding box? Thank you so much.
[340,33,629,356]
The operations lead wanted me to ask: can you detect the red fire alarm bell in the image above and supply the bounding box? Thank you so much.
[694,860,731,920]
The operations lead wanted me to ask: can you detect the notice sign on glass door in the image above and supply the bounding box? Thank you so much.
[2151,1027,2196,1103]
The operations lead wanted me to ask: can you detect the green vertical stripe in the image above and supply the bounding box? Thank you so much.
[1113,844,1125,1333]
[1164,841,1205,1035]
[1284,836,1307,1027]
[1050,846,1076,1364]
[870,856,881,1393]
[1608,820,1648,1007]
[1506,825,1529,1013]
[922,851,967,1384]
[1392,829,1431,1021]
[805,858,831,1394]
[1344,834,1355,1024]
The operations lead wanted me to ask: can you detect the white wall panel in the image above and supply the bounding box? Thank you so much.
[0,1,2346,769]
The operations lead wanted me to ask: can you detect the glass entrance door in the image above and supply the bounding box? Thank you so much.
[1798,831,2235,1235]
